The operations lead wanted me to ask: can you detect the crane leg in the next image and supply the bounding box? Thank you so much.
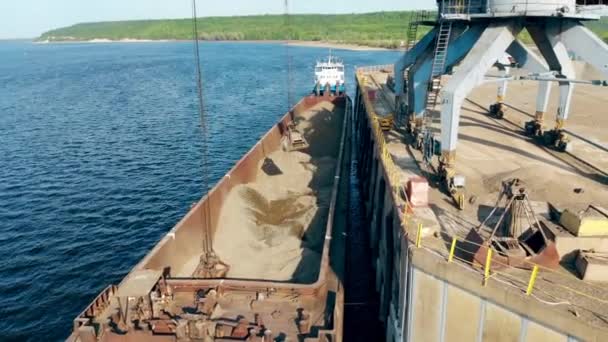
[528,22,576,151]
[505,39,554,136]
[439,22,521,209]
[394,28,438,120]
[490,66,510,119]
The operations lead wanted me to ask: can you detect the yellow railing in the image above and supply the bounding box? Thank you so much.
[357,69,417,226]
[411,222,608,306]
[356,68,608,318]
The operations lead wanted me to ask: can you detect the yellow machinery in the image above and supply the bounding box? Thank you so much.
[377,114,394,131]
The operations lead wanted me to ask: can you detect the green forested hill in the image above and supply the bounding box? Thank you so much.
[38,12,428,48]
[38,12,608,48]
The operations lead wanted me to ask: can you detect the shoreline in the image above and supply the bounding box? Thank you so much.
[34,38,403,51]
[286,40,398,51]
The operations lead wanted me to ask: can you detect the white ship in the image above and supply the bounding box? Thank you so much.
[313,53,345,96]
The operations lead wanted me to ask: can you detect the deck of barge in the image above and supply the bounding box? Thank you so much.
[177,101,344,283]
[356,64,608,340]
[69,96,351,342]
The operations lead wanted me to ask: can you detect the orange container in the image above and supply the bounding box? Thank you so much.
[368,89,377,101]
[407,176,429,208]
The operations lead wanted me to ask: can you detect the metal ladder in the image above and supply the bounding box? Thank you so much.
[424,20,453,116]
[405,11,425,50]
[419,19,453,153]
[402,11,430,98]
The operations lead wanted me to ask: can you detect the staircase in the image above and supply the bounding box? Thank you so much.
[402,11,430,96]
[399,11,431,121]
[424,20,453,116]
[419,19,453,155]
[405,11,426,50]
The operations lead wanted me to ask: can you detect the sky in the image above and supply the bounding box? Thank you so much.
[0,0,436,39]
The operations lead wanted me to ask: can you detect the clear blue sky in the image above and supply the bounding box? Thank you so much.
[0,0,436,39]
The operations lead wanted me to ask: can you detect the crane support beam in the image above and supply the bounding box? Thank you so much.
[439,22,522,169]
[558,20,608,79]
[394,27,438,98]
[408,24,485,118]
[506,39,552,119]
[496,66,510,102]
[528,22,575,124]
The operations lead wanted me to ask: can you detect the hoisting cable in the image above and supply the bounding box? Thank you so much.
[191,0,210,257]
[190,0,229,278]
[284,0,294,110]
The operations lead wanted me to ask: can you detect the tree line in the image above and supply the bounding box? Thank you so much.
[38,12,608,48]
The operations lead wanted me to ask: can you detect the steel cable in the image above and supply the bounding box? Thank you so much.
[191,0,213,256]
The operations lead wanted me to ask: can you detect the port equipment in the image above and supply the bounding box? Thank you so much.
[470,178,560,270]
[191,0,229,277]
[286,123,310,151]
[488,54,513,119]
[378,114,394,131]
[398,11,432,124]
[394,0,608,209]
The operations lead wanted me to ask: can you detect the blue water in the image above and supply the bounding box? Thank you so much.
[0,40,399,341]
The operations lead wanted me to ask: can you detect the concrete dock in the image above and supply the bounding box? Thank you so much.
[355,64,608,341]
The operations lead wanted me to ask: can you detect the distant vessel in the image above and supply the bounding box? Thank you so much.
[313,53,345,96]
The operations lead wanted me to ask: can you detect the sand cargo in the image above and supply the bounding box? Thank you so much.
[68,94,351,341]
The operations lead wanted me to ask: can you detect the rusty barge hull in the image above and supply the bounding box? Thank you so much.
[69,95,351,342]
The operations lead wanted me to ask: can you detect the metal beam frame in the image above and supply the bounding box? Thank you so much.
[560,19,608,81]
[496,66,510,103]
[506,39,552,116]
[440,22,522,158]
[528,22,576,123]
[409,24,485,117]
[394,27,439,98]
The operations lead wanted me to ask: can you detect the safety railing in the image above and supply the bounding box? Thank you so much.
[356,64,394,74]
[576,0,608,5]
[73,284,118,331]
[576,1,608,15]
[404,221,608,312]
[356,71,408,205]
[356,68,608,327]
[438,0,489,17]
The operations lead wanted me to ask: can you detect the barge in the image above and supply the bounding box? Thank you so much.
[69,89,352,341]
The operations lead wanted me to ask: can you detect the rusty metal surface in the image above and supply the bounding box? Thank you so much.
[68,94,350,341]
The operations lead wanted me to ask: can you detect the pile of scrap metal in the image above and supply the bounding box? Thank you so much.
[103,274,283,341]
[469,178,560,270]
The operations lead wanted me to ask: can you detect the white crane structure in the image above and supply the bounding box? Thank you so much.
[394,0,608,202]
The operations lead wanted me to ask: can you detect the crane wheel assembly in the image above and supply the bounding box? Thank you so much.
[525,121,572,152]
[489,102,505,119]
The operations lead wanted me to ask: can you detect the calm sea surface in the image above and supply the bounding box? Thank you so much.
[0,40,399,341]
